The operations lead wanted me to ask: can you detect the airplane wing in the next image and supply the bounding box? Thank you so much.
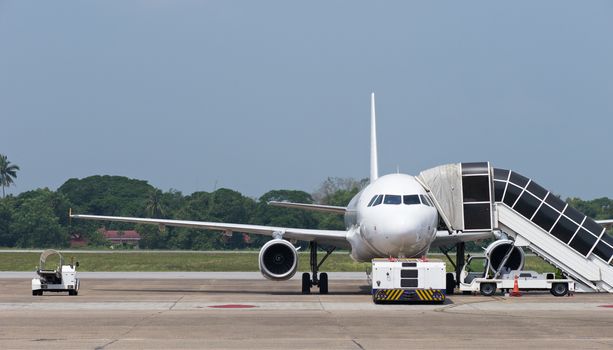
[430,230,495,248]
[596,219,613,230]
[70,214,350,248]
[267,201,346,214]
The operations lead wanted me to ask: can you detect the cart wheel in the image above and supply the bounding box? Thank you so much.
[550,283,568,297]
[480,283,497,296]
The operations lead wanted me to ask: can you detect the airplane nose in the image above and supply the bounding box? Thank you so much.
[379,220,421,242]
[363,218,426,256]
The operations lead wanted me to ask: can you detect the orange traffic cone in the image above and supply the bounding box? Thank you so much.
[510,274,521,297]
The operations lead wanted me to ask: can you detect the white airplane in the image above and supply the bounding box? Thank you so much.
[70,94,505,293]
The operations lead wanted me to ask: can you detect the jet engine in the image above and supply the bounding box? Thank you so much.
[258,239,298,281]
[484,239,525,274]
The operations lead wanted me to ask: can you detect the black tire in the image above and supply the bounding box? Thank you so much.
[446,273,456,295]
[32,290,40,296]
[319,272,328,294]
[550,283,568,297]
[480,283,497,296]
[301,272,311,294]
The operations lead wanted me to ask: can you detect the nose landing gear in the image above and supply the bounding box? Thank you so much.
[302,241,335,294]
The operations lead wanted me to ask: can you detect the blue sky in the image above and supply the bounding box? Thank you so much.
[1,1,612,199]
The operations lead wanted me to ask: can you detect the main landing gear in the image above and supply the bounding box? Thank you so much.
[302,241,335,294]
[439,241,466,294]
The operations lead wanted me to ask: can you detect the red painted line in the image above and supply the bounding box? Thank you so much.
[599,305,613,308]
[208,304,257,309]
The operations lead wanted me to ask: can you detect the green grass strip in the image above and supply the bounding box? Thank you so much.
[0,251,558,273]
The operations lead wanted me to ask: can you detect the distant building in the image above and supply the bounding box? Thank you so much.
[98,228,141,247]
[69,233,88,248]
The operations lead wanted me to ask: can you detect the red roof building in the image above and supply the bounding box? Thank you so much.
[69,233,88,248]
[98,228,141,246]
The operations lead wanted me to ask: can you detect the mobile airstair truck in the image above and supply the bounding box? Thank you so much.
[458,254,575,296]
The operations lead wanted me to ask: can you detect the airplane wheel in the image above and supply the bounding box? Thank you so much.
[550,283,568,297]
[480,283,497,296]
[319,272,328,294]
[445,273,455,295]
[302,272,311,294]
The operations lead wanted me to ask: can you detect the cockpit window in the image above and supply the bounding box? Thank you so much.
[383,195,401,205]
[420,195,433,206]
[371,194,432,206]
[372,194,383,206]
[403,195,421,205]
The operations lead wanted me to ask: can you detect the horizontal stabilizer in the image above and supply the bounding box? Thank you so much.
[596,219,613,230]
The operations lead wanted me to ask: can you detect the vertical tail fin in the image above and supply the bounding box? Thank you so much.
[370,92,379,183]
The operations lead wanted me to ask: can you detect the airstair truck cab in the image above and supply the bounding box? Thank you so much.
[31,250,79,296]
[371,258,446,303]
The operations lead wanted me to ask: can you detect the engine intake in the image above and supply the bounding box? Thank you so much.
[485,239,525,274]
[258,239,298,281]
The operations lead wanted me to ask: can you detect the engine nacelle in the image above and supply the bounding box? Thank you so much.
[258,239,298,281]
[485,239,525,274]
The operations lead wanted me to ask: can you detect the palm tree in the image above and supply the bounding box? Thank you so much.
[145,189,166,218]
[0,154,20,198]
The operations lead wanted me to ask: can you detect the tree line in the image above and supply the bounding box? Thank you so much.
[0,175,367,250]
[0,150,611,250]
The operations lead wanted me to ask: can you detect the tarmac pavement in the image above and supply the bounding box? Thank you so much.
[0,273,612,349]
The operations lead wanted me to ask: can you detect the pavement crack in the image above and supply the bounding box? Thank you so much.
[433,296,503,313]
[94,310,163,350]
[319,296,366,350]
[94,294,183,349]
[317,295,327,313]
[95,338,118,350]
[169,296,184,311]
[352,339,366,350]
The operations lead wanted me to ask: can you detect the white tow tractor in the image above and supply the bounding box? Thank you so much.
[458,255,575,296]
[371,258,447,303]
[31,249,80,296]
